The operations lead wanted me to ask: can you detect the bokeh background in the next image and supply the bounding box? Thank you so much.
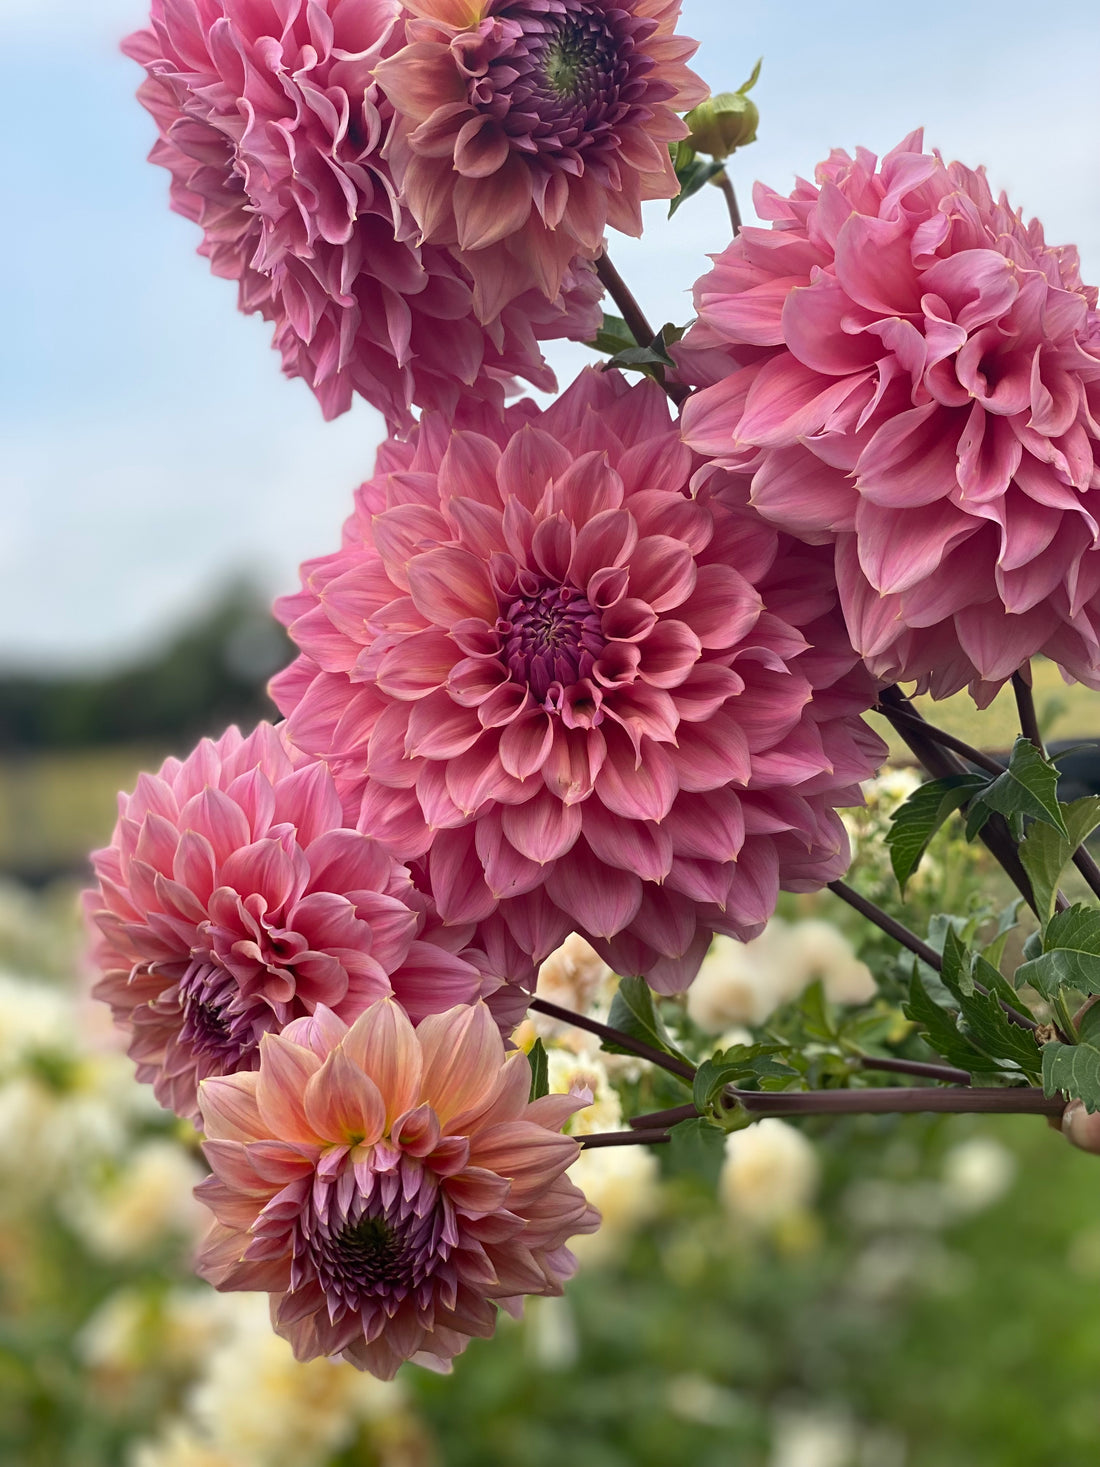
[2,1,1100,1462]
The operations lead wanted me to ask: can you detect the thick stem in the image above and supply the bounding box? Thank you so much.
[580,1129,671,1148]
[1072,846,1100,902]
[1012,665,1044,750]
[529,996,695,1085]
[828,879,943,970]
[629,1102,699,1131]
[876,701,1004,777]
[877,685,1040,915]
[859,1056,971,1085]
[713,169,742,235]
[594,250,655,353]
[733,1086,1064,1118]
[594,249,688,406]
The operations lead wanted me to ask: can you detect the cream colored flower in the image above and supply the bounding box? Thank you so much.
[547,1046,621,1135]
[783,921,877,1007]
[568,1144,661,1265]
[940,1136,1016,1215]
[536,934,613,1020]
[65,1140,206,1260]
[719,1119,820,1229]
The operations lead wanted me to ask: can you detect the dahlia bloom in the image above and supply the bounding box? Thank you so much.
[680,130,1100,703]
[375,0,707,316]
[84,724,486,1124]
[124,0,601,429]
[195,999,598,1378]
[271,369,886,990]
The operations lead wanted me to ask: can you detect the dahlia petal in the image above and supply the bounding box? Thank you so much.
[544,842,643,939]
[408,546,498,624]
[500,792,582,865]
[303,1048,386,1144]
[341,999,423,1125]
[256,1032,324,1143]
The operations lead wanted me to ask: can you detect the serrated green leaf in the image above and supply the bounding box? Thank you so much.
[797,979,836,1042]
[692,1044,797,1115]
[527,1038,549,1102]
[934,931,1042,1076]
[665,1116,728,1186]
[603,975,691,1068]
[585,312,637,357]
[977,737,1068,837]
[1042,1039,1100,1112]
[885,774,988,891]
[1019,796,1100,923]
[903,969,989,1075]
[1016,903,1100,998]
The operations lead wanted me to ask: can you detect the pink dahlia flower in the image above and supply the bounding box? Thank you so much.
[124,0,601,429]
[270,369,886,991]
[195,999,598,1377]
[375,0,707,316]
[84,724,487,1124]
[679,130,1100,704]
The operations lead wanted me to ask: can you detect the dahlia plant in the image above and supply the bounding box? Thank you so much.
[93,0,1100,1383]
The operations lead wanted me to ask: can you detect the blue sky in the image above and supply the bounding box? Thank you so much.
[2,0,1098,670]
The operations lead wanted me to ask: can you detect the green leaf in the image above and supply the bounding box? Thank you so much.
[982,899,1023,971]
[585,312,637,357]
[527,1039,549,1102]
[1042,1039,1100,1113]
[603,976,691,1069]
[972,737,1068,838]
[664,1116,728,1187]
[936,931,1041,1075]
[605,323,686,375]
[1016,903,1100,998]
[885,774,988,891]
[668,146,727,216]
[797,978,836,1043]
[903,968,990,1075]
[692,1044,798,1118]
[1019,795,1100,923]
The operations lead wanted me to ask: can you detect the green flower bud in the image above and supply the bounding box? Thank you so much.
[684,59,761,161]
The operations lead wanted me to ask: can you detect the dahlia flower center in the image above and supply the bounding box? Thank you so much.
[498,582,604,700]
[470,2,640,153]
[177,960,263,1071]
[305,1176,449,1313]
[542,21,605,98]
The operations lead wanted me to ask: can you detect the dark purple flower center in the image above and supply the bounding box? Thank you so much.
[468,1,661,157]
[498,582,604,700]
[176,960,265,1072]
[299,1170,451,1313]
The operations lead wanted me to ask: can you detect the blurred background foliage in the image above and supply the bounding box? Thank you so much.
[2,597,1100,1466]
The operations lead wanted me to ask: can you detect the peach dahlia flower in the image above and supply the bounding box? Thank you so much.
[680,130,1100,704]
[376,0,707,317]
[195,999,598,1378]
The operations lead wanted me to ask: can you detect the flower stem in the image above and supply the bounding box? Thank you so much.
[1010,663,1100,901]
[1012,665,1044,750]
[594,249,688,406]
[733,1086,1064,1118]
[529,996,696,1085]
[713,169,742,234]
[875,700,1004,776]
[877,685,1040,914]
[858,1056,971,1084]
[827,878,943,970]
[580,1128,672,1148]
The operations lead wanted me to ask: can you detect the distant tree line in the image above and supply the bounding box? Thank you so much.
[0,585,290,752]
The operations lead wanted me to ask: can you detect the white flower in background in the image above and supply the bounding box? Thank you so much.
[687,933,791,1031]
[568,1144,661,1266]
[185,1293,402,1467]
[783,922,877,1007]
[131,1422,239,1467]
[769,1411,856,1467]
[940,1137,1016,1216]
[80,1287,227,1379]
[64,1139,206,1261]
[525,1294,579,1372]
[535,933,614,1022]
[0,968,72,1065]
[720,1119,821,1229]
[547,1046,622,1135]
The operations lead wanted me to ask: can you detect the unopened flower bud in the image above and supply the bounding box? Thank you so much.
[684,60,761,160]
